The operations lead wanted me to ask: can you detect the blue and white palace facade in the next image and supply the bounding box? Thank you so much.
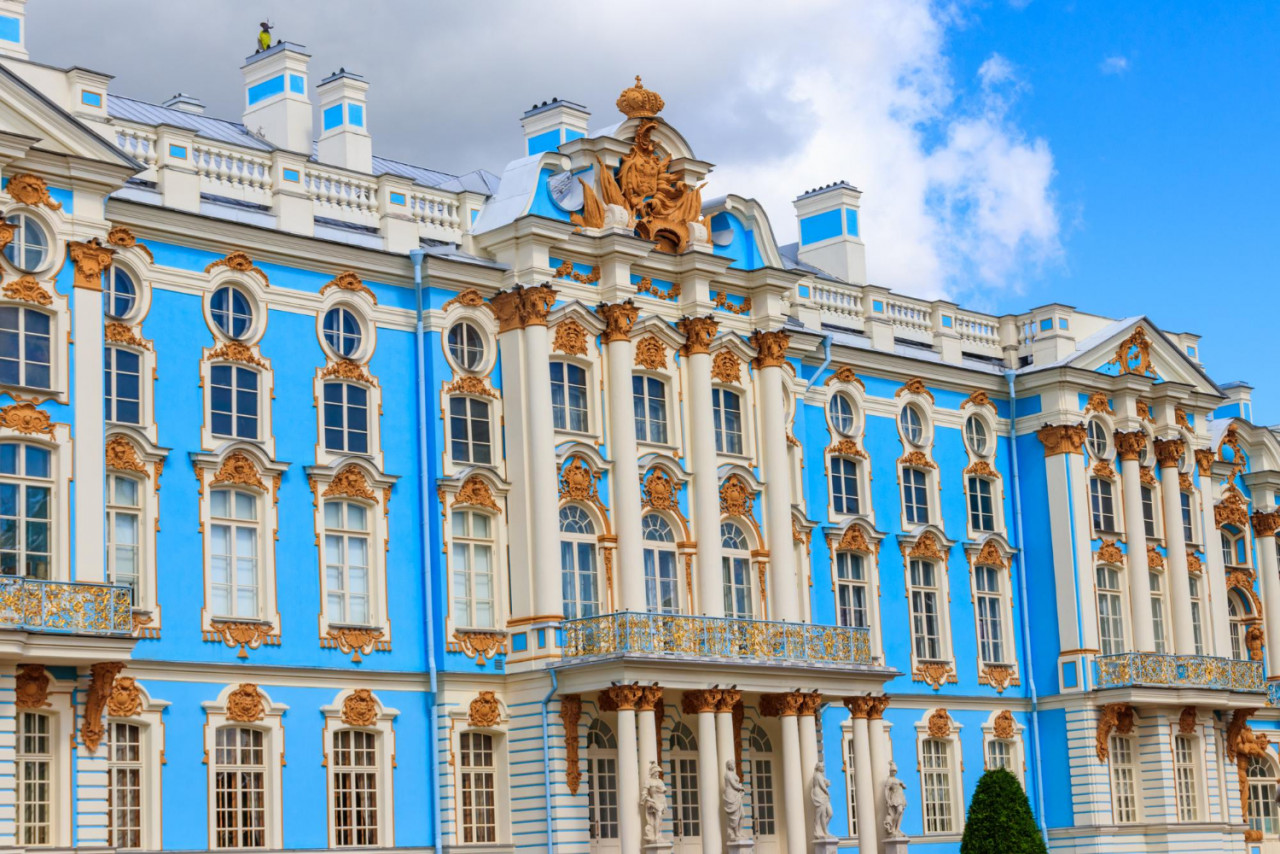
[0,2,1276,852]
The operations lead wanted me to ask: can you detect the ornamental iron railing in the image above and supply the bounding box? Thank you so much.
[1093,652,1264,693]
[561,611,872,667]
[0,577,134,636]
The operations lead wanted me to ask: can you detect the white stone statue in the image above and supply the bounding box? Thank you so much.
[641,760,668,844]
[810,761,834,840]
[723,759,746,840]
[883,760,908,838]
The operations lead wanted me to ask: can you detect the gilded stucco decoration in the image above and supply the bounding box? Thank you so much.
[963,390,997,411]
[321,360,376,384]
[905,532,948,562]
[966,460,999,478]
[484,284,555,333]
[105,322,150,350]
[68,239,113,291]
[226,683,266,723]
[1251,510,1280,538]
[899,450,937,470]
[107,225,154,261]
[915,662,954,689]
[1095,540,1125,566]
[0,402,52,436]
[107,676,143,718]
[320,271,377,303]
[15,663,50,709]
[1146,545,1164,570]
[1219,423,1248,477]
[1092,460,1117,480]
[1179,472,1193,491]
[927,708,952,737]
[105,435,147,474]
[712,291,752,315]
[211,452,267,491]
[1178,707,1198,735]
[2,275,52,305]
[1037,424,1086,456]
[1114,430,1147,462]
[451,630,507,665]
[551,318,589,357]
[616,75,665,118]
[1247,625,1265,662]
[972,540,1009,570]
[759,691,806,717]
[442,289,485,310]
[1216,488,1249,530]
[7,173,62,209]
[559,694,582,795]
[0,221,11,253]
[210,340,268,368]
[559,456,605,511]
[635,276,681,301]
[1135,400,1155,424]
[1175,407,1191,429]
[868,696,890,720]
[323,465,376,501]
[445,375,498,399]
[1095,703,1135,762]
[677,315,719,356]
[634,335,667,369]
[597,301,639,343]
[981,666,1017,694]
[323,626,388,662]
[824,366,865,389]
[1186,550,1202,575]
[749,330,790,369]
[1139,467,1157,487]
[895,377,934,402]
[640,469,685,528]
[1084,391,1112,415]
[468,691,501,728]
[341,689,379,727]
[711,349,741,384]
[453,475,500,512]
[833,524,874,554]
[719,475,754,518]
[993,710,1016,739]
[204,251,269,284]
[828,438,868,459]
[205,621,279,658]
[1227,709,1270,810]
[81,661,126,753]
[844,696,876,719]
[552,259,600,284]
[600,683,644,712]
[1107,325,1157,378]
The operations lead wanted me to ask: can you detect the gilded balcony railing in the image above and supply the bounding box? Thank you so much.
[0,577,134,636]
[1094,652,1264,693]
[561,611,872,667]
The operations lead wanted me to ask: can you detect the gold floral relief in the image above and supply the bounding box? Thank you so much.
[341,689,380,726]
[204,251,268,284]
[2,275,52,306]
[320,271,377,304]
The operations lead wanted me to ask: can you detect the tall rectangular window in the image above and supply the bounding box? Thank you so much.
[210,488,259,619]
[1096,566,1126,656]
[107,474,141,604]
[587,751,618,840]
[1173,734,1199,822]
[633,375,668,444]
[967,477,995,532]
[459,732,497,844]
[920,739,954,834]
[1150,571,1167,655]
[1180,492,1195,543]
[332,729,379,847]
[214,727,266,849]
[986,739,1014,773]
[1140,485,1157,538]
[449,397,492,465]
[17,712,52,846]
[835,551,869,630]
[845,737,858,836]
[1189,575,1205,656]
[550,362,588,432]
[902,468,930,524]
[210,364,259,440]
[104,347,141,424]
[0,306,51,389]
[324,500,370,626]
[1090,477,1115,532]
[451,510,495,628]
[909,559,942,661]
[323,383,369,454]
[831,457,860,515]
[0,442,52,579]
[974,565,1005,664]
[108,721,143,849]
[752,758,777,837]
[1109,734,1138,824]
[712,388,744,455]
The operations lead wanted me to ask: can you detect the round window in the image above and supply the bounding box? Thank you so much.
[964,415,989,456]
[104,267,137,319]
[4,214,49,272]
[828,393,856,437]
[323,307,362,357]
[899,404,924,445]
[210,286,253,340]
[1087,420,1109,458]
[448,321,485,370]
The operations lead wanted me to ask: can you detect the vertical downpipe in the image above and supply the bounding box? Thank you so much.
[541,670,558,854]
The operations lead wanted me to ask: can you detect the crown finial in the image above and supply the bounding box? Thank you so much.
[617,75,665,119]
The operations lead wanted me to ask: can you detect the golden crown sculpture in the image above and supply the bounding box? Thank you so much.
[616,75,665,119]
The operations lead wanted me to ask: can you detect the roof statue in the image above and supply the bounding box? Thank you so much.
[257,21,274,53]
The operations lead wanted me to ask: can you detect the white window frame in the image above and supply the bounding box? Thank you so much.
[560,503,602,620]
[901,467,933,527]
[550,358,592,435]
[321,689,398,849]
[105,432,165,625]
[980,711,1026,785]
[446,394,495,469]
[0,208,69,402]
[1171,730,1201,823]
[904,552,955,673]
[1149,569,1169,655]
[586,718,620,842]
[1108,731,1140,824]
[447,707,510,849]
[1140,481,1161,540]
[105,676,168,851]
[202,685,287,851]
[1090,475,1118,534]
[642,511,681,615]
[972,562,1012,668]
[1096,563,1129,656]
[633,372,672,448]
[712,385,747,457]
[1246,752,1280,838]
[915,711,963,836]
[829,455,864,518]
[966,475,998,534]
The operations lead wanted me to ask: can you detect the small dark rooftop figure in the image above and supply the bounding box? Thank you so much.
[256,21,273,53]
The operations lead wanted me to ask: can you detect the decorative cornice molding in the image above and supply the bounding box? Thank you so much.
[320,271,377,303]
[204,251,268,284]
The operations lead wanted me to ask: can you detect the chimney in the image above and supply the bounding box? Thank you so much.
[241,42,312,153]
[1217,382,1254,423]
[163,93,206,115]
[521,98,590,156]
[316,69,371,174]
[793,181,866,285]
[0,0,26,60]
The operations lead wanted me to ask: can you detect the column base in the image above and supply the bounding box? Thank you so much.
[727,839,756,853]
[642,841,675,854]
[884,836,911,853]
[813,837,840,854]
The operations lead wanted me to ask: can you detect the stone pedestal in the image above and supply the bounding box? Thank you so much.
[726,839,756,853]
[642,841,674,854]
[812,837,839,854]
[884,835,911,854]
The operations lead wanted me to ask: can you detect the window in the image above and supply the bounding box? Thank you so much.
[1247,756,1279,837]
[1149,571,1167,655]
[1173,734,1199,822]
[108,721,143,849]
[107,474,141,603]
[323,382,369,454]
[210,488,260,619]
[899,404,924,445]
[449,397,492,465]
[451,510,495,628]
[749,726,776,837]
[446,322,484,371]
[1222,527,1247,567]
[459,732,497,844]
[560,505,599,619]
[845,736,858,837]
[633,375,668,444]
[0,306,51,389]
[0,442,51,578]
[721,522,752,618]
[211,364,259,440]
[964,415,989,455]
[668,723,700,839]
[1108,733,1138,824]
[1090,477,1115,532]
[323,307,362,358]
[586,721,618,841]
[1188,575,1205,656]
[332,729,379,847]
[835,551,869,629]
[105,267,137,319]
[909,560,942,661]
[902,468,930,525]
[642,513,678,614]
[1087,420,1109,458]
[967,477,995,532]
[4,213,49,272]
[1140,485,1157,538]
[324,500,371,626]
[974,565,1005,664]
[1229,593,1250,661]
[211,286,253,339]
[1096,566,1125,656]
[831,457,860,515]
[712,388,744,455]
[920,738,954,834]
[214,727,267,849]
[829,393,856,437]
[1180,492,1195,543]
[550,361,589,432]
[104,346,141,424]
[986,738,1014,773]
[17,711,52,846]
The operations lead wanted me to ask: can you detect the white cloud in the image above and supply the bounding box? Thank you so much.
[1100,56,1130,75]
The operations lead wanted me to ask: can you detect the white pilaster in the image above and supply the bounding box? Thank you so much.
[616,704,641,854]
[797,697,819,840]
[70,245,109,583]
[492,308,533,626]
[601,303,646,612]
[679,318,723,617]
[524,316,562,622]
[689,693,722,854]
[771,695,807,854]
[636,694,658,799]
[1253,514,1280,677]
[1117,434,1155,652]
[751,331,799,621]
[1156,440,1196,654]
[849,709,879,853]
[867,699,891,842]
[1201,461,1232,657]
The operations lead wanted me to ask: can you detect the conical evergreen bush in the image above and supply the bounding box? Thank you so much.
[960,768,1046,854]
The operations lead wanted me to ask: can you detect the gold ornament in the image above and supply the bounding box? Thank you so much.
[964,390,997,411]
[833,525,873,554]
[719,474,754,517]
[1037,424,1086,456]
[1216,488,1249,530]
[597,301,639,343]
[1,275,52,305]
[1095,540,1125,566]
[551,318,589,356]
[341,689,379,726]
[107,225,153,261]
[927,708,952,737]
[323,626,388,662]
[1107,326,1156,378]
[226,683,266,722]
[105,322,150,349]
[711,349,741,384]
[15,664,50,709]
[323,465,375,500]
[993,710,1015,739]
[1095,703,1135,762]
[750,330,790,369]
[7,173,61,209]
[453,476,500,512]
[445,375,498,398]
[0,402,53,436]
[319,271,377,304]
[634,335,668,369]
[320,360,376,384]
[1084,391,1112,414]
[895,377,934,402]
[204,251,268,284]
[105,435,147,474]
[452,630,507,665]
[69,238,114,290]
[81,661,126,753]
[900,450,937,469]
[616,75,665,118]
[1178,706,1198,735]
[677,316,719,356]
[205,621,278,658]
[209,341,267,368]
[107,676,143,718]
[442,289,486,310]
[825,366,865,389]
[915,661,954,689]
[981,664,1017,694]
[211,452,267,491]
[469,691,501,727]
[560,694,582,794]
[635,276,681,301]
[905,532,948,562]
[1114,430,1147,462]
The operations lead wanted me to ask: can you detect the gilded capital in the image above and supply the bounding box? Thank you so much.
[715,688,742,713]
[69,238,114,291]
[1194,448,1215,476]
[677,315,719,356]
[750,330,791,369]
[1153,438,1185,470]
[760,691,806,718]
[518,284,557,327]
[843,696,875,719]
[1037,424,1086,456]
[681,688,723,715]
[1114,430,1147,462]
[597,301,639,343]
[1252,511,1280,538]
[798,691,823,717]
[603,683,644,711]
[487,289,523,334]
[867,696,891,720]
[637,684,664,712]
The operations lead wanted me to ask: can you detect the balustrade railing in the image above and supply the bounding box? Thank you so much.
[1094,652,1264,693]
[0,577,134,636]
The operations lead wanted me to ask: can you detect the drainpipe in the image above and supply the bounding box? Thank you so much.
[1006,369,1048,844]
[410,248,443,854]
[541,669,559,854]
[803,333,834,392]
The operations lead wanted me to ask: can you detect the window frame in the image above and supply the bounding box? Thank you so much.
[322,498,375,628]
[447,394,494,467]
[966,475,997,533]
[1090,475,1118,534]
[916,728,962,836]
[321,305,365,360]
[550,359,591,434]
[641,511,680,615]
[1172,731,1201,823]
[560,504,601,620]
[203,684,285,851]
[105,676,166,851]
[0,440,55,580]
[2,211,53,274]
[1108,731,1140,824]
[633,372,671,447]
[830,455,862,517]
[828,392,859,438]
[712,385,746,456]
[972,562,1011,667]
[450,507,498,629]
[721,520,755,619]
[106,471,144,604]
[0,304,53,392]
[1096,564,1128,657]
[457,730,503,845]
[322,381,371,456]
[907,558,946,664]
[104,344,143,426]
[902,467,932,526]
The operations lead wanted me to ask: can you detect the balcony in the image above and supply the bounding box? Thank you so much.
[0,577,134,637]
[561,611,872,668]
[1094,653,1264,693]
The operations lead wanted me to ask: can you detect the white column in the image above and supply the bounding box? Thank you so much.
[847,702,879,854]
[1200,458,1232,657]
[798,693,820,839]
[637,686,661,795]
[751,331,799,621]
[714,692,737,848]
[1156,439,1196,654]
[770,694,807,854]
[1253,513,1280,677]
[679,317,723,616]
[1116,432,1156,652]
[490,292,533,624]
[683,691,722,854]
[70,242,112,582]
[601,303,646,612]
[867,698,891,841]
[520,287,563,623]
[614,689,642,854]
[1038,426,1097,656]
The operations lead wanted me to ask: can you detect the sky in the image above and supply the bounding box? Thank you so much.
[26,1,1280,421]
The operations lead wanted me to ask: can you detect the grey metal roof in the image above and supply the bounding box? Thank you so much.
[110,95,274,151]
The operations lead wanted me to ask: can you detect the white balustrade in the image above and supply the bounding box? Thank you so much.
[192,142,273,204]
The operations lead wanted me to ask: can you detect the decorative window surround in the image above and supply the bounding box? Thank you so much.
[199,342,275,457]
[447,691,510,847]
[915,708,964,836]
[321,688,398,849]
[707,337,758,463]
[898,526,958,688]
[964,535,1019,692]
[828,520,886,663]
[202,683,288,851]
[548,305,605,444]
[981,709,1025,784]
[0,263,70,403]
[13,667,74,847]
[105,429,168,636]
[630,321,686,457]
[439,468,511,652]
[103,674,169,850]
[0,406,71,581]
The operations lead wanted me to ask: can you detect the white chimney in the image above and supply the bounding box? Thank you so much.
[0,0,26,60]
[163,93,206,115]
[793,181,866,285]
[521,98,590,156]
[241,42,312,153]
[316,69,371,174]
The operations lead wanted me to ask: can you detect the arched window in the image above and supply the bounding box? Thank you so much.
[1086,420,1109,459]
[4,213,49,272]
[210,286,253,340]
[899,404,924,445]
[587,720,618,841]
[458,732,497,844]
[560,506,599,619]
[0,442,52,578]
[1222,526,1248,567]
[831,457,860,515]
[17,711,53,846]
[324,500,371,626]
[902,468,930,525]
[747,724,777,837]
[213,726,268,848]
[967,476,995,532]
[1248,755,1279,837]
[713,388,744,455]
[107,721,144,848]
[834,551,869,629]
[323,382,369,454]
[210,364,260,440]
[0,306,51,389]
[964,415,989,456]
[104,267,137,319]
[452,510,495,629]
[668,722,699,839]
[1096,565,1126,656]
[828,393,856,437]
[642,513,678,614]
[323,307,362,358]
[446,321,485,371]
[721,522,752,618]
[449,397,492,465]
[1149,571,1168,655]
[331,729,380,846]
[1229,592,1251,661]
[107,473,142,603]
[104,345,141,424]
[1090,477,1116,532]
[210,488,261,619]
[633,375,668,444]
[908,560,942,661]
[550,361,589,432]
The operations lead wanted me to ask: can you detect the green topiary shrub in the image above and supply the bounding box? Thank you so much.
[960,767,1047,854]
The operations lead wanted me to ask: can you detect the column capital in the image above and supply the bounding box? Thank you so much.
[749,329,791,369]
[1252,511,1280,538]
[760,691,807,717]
[680,688,723,715]
[1114,430,1147,462]
[843,696,875,719]
[487,284,557,333]
[596,300,639,343]
[714,688,742,712]
[486,288,523,333]
[868,696,890,720]
[600,683,645,711]
[69,238,114,291]
[1037,423,1086,456]
[676,314,719,356]
[1195,448,1216,476]
[637,684,664,712]
[1154,437,1186,470]
[798,690,823,717]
